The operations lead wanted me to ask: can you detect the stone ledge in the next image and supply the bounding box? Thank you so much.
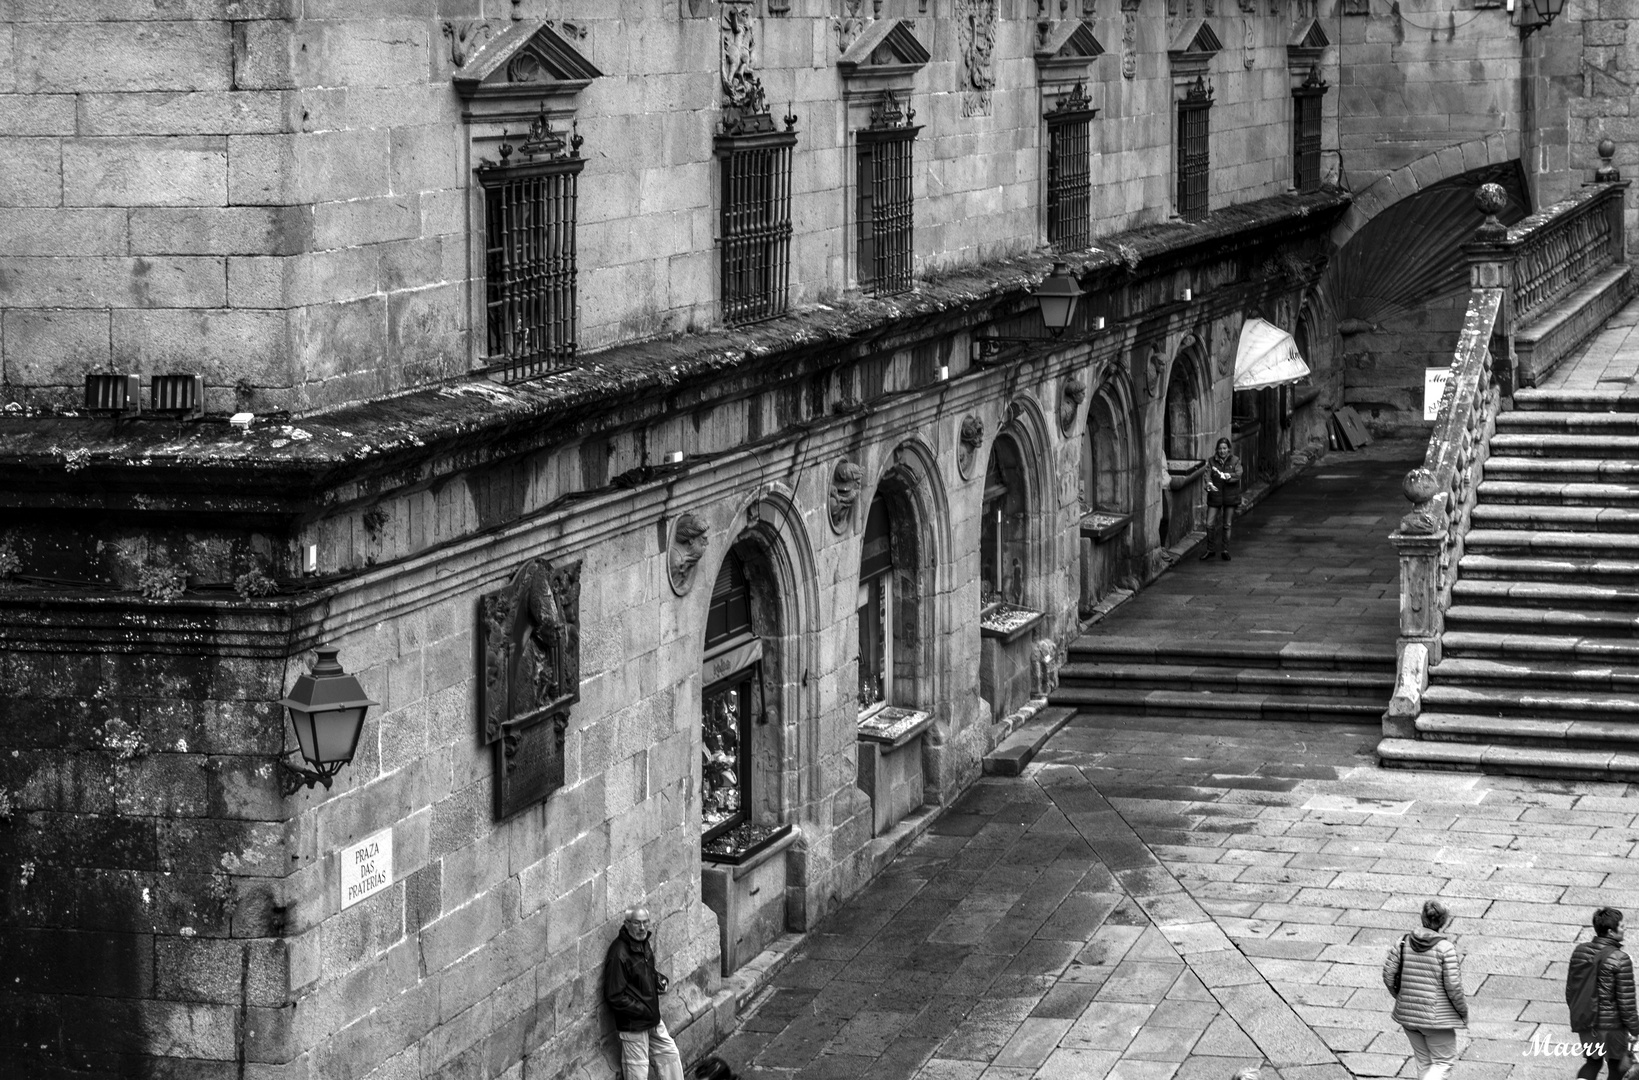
[983,704,1076,776]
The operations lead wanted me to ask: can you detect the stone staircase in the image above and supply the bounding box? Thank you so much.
[1380,388,1639,779]
[1050,638,1395,724]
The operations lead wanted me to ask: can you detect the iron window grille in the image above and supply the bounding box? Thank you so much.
[475,110,585,383]
[715,107,799,326]
[702,551,757,842]
[857,93,921,297]
[1292,67,1328,194]
[1046,83,1096,253]
[1176,76,1213,222]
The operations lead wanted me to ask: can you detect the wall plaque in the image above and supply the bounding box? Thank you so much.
[479,557,582,818]
[340,828,394,909]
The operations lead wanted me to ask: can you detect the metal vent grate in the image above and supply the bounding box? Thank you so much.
[85,374,141,414]
[150,374,204,416]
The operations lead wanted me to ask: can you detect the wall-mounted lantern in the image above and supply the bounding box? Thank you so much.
[1515,0,1564,36]
[278,645,376,796]
[973,262,1091,364]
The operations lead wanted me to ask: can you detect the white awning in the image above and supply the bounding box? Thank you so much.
[1233,317,1311,390]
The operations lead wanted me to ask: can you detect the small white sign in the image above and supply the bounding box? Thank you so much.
[1424,367,1452,421]
[340,828,393,909]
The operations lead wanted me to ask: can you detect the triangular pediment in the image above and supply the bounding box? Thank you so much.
[838,19,931,75]
[1168,19,1223,56]
[1035,20,1106,62]
[452,20,602,109]
[1289,18,1329,49]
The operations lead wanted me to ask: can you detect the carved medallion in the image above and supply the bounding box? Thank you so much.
[443,21,493,68]
[479,558,581,818]
[829,459,867,534]
[668,512,712,596]
[836,0,871,52]
[958,415,985,480]
[1243,17,1254,67]
[1144,345,1166,399]
[956,0,999,117]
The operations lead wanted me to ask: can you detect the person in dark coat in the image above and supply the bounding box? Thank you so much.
[1201,437,1243,561]
[1383,899,1468,1080]
[1567,907,1639,1080]
[604,908,683,1080]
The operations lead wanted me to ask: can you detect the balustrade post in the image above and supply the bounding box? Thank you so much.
[1464,183,1517,397]
[1392,469,1446,666]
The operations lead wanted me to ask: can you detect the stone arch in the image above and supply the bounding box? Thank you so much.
[1329,139,1522,254]
[857,438,949,717]
[1162,338,1211,461]
[1086,366,1140,515]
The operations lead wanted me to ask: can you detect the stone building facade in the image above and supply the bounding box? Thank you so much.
[0,0,1598,1077]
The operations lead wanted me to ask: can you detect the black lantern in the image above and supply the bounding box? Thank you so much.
[1035,261,1085,334]
[1517,0,1563,36]
[279,645,376,795]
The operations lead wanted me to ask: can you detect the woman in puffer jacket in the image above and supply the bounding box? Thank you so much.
[1383,899,1469,1080]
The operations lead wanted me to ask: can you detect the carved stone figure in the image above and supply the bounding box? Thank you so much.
[836,0,871,52]
[1032,638,1060,697]
[1121,8,1138,78]
[668,513,711,595]
[1244,17,1254,66]
[443,21,493,68]
[829,459,866,533]
[958,414,985,479]
[1060,378,1087,435]
[479,557,582,816]
[956,0,999,116]
[1145,345,1166,399]
[721,1,768,115]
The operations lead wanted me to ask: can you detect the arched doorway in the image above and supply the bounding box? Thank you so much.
[1080,376,1136,611]
[977,426,1043,724]
[1161,353,1206,549]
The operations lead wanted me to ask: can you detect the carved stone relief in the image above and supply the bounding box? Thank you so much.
[958,415,985,479]
[668,512,711,595]
[443,21,493,68]
[721,1,768,115]
[829,459,866,533]
[956,0,999,117]
[1059,378,1087,436]
[1243,17,1254,67]
[1144,345,1166,399]
[836,0,872,52]
[1121,7,1138,78]
[479,558,581,818]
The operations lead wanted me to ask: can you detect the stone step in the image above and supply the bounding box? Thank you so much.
[1378,735,1639,782]
[1444,604,1639,637]
[1478,479,1639,506]
[1422,683,1639,722]
[1485,456,1639,481]
[1058,661,1394,700]
[1049,685,1384,722]
[983,706,1075,777]
[1513,388,1639,413]
[1464,529,1639,558]
[1428,655,1639,692]
[1450,578,1639,609]
[1441,630,1639,663]
[1470,504,1639,532]
[1488,433,1639,459]
[1064,636,1394,671]
[1458,553,1639,585]
[1495,411,1639,435]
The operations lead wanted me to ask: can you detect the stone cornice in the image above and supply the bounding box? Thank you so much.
[0,190,1349,514]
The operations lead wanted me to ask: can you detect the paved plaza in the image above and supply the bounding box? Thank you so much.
[713,417,1639,1080]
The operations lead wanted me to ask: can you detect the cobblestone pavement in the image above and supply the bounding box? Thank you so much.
[716,439,1627,1080]
[723,716,1627,1080]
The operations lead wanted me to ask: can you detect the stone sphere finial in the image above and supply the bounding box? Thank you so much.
[1596,138,1621,182]
[1474,183,1508,241]
[1402,466,1438,506]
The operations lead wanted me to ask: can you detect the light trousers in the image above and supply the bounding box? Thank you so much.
[618,1020,684,1080]
[1403,1026,1459,1080]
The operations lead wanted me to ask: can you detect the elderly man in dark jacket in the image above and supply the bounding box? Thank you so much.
[1567,907,1639,1080]
[1384,899,1468,1080]
[604,908,683,1080]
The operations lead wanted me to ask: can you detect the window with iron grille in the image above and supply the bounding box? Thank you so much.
[1046,84,1095,252]
[1292,68,1327,194]
[857,93,921,297]
[1175,76,1213,222]
[716,113,798,326]
[476,113,585,383]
